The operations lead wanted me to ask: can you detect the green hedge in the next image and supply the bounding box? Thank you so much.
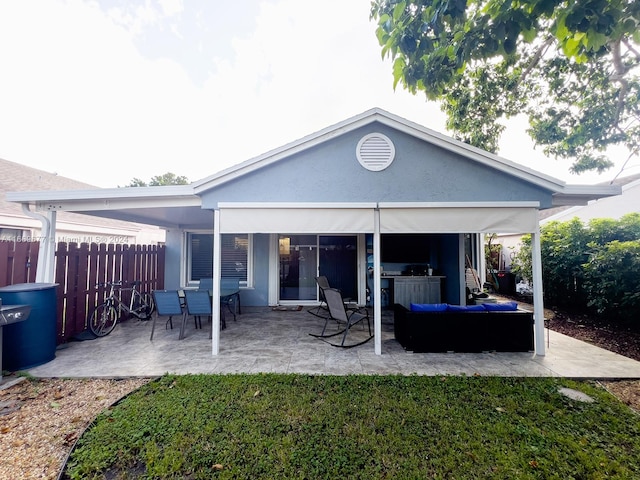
[512,213,640,324]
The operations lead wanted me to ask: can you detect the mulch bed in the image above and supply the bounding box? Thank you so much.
[500,293,640,363]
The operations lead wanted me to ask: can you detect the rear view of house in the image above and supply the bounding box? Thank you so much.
[7,109,620,356]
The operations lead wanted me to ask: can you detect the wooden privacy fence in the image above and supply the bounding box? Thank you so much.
[0,240,39,286]
[0,241,165,344]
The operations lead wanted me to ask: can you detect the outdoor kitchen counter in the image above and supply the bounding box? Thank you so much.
[381,275,445,308]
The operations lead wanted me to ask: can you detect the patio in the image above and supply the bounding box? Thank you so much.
[27,307,640,378]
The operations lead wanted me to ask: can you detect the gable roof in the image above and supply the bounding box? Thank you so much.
[5,109,622,229]
[192,108,620,206]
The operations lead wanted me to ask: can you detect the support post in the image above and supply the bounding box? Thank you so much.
[42,211,56,282]
[458,234,466,305]
[211,209,221,355]
[531,227,545,356]
[373,209,382,355]
[21,204,56,283]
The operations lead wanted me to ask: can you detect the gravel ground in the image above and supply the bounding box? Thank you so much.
[0,377,150,480]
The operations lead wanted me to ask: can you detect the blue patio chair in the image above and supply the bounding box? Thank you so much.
[220,277,241,321]
[183,289,224,339]
[150,290,184,341]
[199,277,213,290]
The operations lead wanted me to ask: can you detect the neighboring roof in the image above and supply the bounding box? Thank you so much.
[192,108,620,206]
[0,158,167,231]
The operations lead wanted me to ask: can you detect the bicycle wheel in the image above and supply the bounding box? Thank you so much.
[143,292,156,316]
[131,293,155,320]
[89,303,118,337]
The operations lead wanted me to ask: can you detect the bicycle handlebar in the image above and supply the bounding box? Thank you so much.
[95,280,147,288]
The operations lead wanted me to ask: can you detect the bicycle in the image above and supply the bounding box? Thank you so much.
[88,280,156,337]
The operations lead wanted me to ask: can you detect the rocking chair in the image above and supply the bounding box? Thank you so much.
[310,287,372,347]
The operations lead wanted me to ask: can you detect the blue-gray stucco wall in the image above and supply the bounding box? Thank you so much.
[242,234,270,306]
[164,228,183,291]
[200,122,554,207]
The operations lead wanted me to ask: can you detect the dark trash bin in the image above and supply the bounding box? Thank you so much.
[497,271,516,295]
[0,283,58,371]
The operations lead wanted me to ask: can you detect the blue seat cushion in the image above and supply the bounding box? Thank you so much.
[483,301,519,311]
[410,303,448,312]
[446,304,485,312]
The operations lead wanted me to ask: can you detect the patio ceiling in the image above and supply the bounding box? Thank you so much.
[6,185,213,230]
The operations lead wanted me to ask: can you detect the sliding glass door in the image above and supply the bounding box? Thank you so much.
[278,234,357,302]
[318,235,357,300]
[279,235,318,301]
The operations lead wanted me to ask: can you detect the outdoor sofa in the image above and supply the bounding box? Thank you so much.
[393,301,534,353]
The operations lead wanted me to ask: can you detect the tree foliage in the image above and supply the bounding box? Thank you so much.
[126,172,189,187]
[370,0,640,174]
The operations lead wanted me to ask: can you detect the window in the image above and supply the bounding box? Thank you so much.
[0,228,29,241]
[188,233,251,286]
[221,234,249,280]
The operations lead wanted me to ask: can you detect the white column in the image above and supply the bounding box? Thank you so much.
[478,233,487,288]
[458,234,466,305]
[268,234,279,306]
[531,226,545,356]
[373,209,382,355]
[21,204,55,283]
[211,209,222,355]
[42,211,56,283]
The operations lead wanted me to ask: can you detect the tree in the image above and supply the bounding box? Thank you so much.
[370,0,640,174]
[126,172,189,187]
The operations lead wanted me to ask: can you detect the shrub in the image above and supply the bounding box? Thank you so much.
[510,213,640,323]
[583,240,640,322]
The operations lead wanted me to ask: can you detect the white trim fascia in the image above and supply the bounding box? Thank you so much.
[29,195,201,213]
[377,201,540,208]
[6,185,197,204]
[551,184,621,206]
[544,180,635,221]
[218,202,378,209]
[621,177,640,191]
[218,201,543,212]
[193,107,570,194]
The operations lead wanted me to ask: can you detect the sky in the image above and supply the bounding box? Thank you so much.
[0,0,636,188]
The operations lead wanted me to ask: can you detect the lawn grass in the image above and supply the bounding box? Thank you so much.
[64,375,640,479]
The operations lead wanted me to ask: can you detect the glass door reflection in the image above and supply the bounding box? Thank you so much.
[279,235,318,301]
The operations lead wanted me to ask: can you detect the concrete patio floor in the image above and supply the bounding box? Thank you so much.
[26,307,640,379]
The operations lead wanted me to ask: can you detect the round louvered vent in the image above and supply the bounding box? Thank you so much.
[356,133,395,171]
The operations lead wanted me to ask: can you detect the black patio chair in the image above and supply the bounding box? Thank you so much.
[150,290,184,341]
[307,276,331,318]
[310,287,372,347]
[308,275,355,318]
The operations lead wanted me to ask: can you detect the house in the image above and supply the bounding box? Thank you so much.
[496,173,640,271]
[5,108,620,357]
[0,158,165,245]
